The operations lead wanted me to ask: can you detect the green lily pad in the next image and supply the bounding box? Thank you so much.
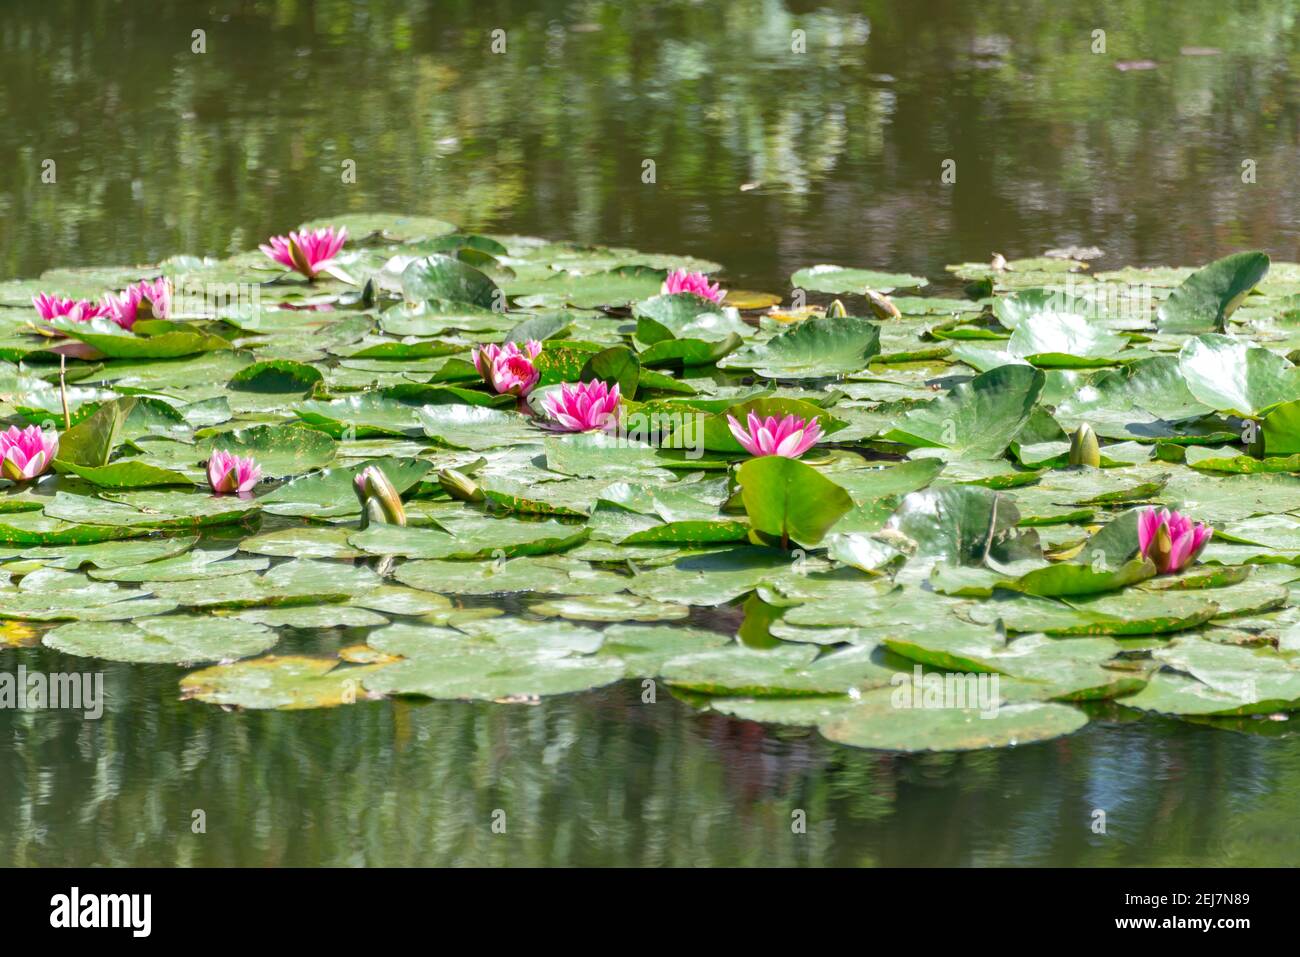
[597,624,731,674]
[790,265,928,294]
[736,456,854,548]
[234,604,388,629]
[88,548,268,583]
[19,535,199,570]
[1123,637,1300,715]
[1054,355,1213,439]
[394,556,582,596]
[1260,398,1300,455]
[52,318,232,359]
[662,644,898,696]
[633,293,749,343]
[237,525,364,560]
[55,397,135,468]
[580,345,640,399]
[1156,251,1270,333]
[361,637,625,702]
[1178,333,1300,417]
[968,589,1220,635]
[199,424,337,478]
[1008,312,1128,367]
[147,558,380,609]
[349,518,588,560]
[402,254,501,309]
[260,458,428,517]
[820,688,1087,752]
[531,593,689,623]
[181,655,389,710]
[294,393,422,438]
[887,485,1041,570]
[59,460,196,489]
[882,364,1045,459]
[45,614,277,664]
[228,359,324,394]
[723,315,881,379]
[509,266,666,310]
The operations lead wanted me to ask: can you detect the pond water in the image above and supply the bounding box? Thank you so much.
[2,0,1300,866]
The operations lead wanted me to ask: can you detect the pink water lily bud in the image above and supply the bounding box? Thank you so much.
[1138,506,1212,574]
[101,278,172,330]
[726,411,822,458]
[661,268,726,304]
[540,380,621,432]
[207,450,262,495]
[0,425,58,481]
[471,340,542,396]
[354,465,407,527]
[259,226,348,280]
[32,293,108,325]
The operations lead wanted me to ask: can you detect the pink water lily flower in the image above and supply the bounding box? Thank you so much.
[472,340,542,396]
[540,380,621,432]
[727,412,822,459]
[101,278,172,330]
[661,268,726,304]
[259,226,348,280]
[0,425,58,481]
[1138,507,1212,574]
[207,450,262,495]
[32,293,108,325]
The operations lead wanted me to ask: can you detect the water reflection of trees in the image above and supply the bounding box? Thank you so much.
[2,0,1296,284]
[2,647,1298,865]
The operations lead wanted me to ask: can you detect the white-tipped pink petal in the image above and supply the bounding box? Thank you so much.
[208,450,261,495]
[0,426,58,482]
[261,226,347,279]
[539,380,620,432]
[728,411,821,459]
[660,268,726,304]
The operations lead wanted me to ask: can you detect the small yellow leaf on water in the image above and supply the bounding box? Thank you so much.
[338,644,403,665]
[766,306,820,324]
[0,620,41,648]
[723,290,781,310]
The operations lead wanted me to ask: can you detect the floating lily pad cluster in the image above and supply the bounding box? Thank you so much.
[4,216,1300,752]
